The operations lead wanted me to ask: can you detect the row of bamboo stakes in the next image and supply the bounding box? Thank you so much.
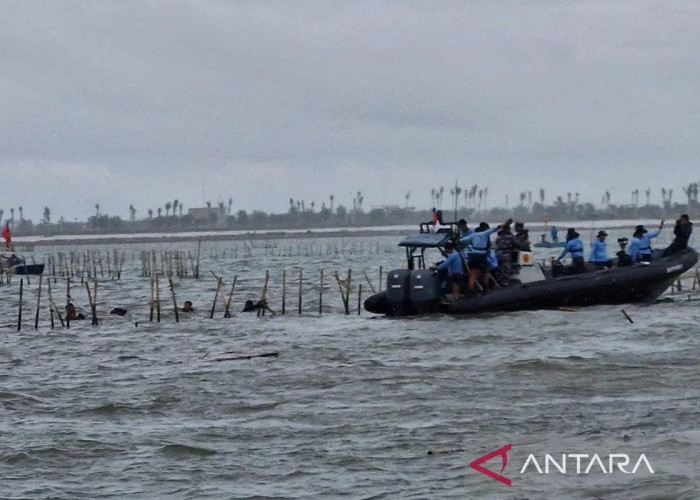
[11,265,386,331]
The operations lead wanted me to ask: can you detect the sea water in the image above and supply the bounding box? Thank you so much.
[0,230,697,498]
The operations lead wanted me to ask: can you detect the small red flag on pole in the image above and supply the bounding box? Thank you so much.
[2,223,11,248]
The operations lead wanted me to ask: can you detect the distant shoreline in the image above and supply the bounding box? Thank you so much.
[11,219,664,247]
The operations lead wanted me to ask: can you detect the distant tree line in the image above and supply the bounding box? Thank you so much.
[4,183,699,236]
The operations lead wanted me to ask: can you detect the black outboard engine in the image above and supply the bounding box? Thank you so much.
[386,269,414,316]
[409,270,441,314]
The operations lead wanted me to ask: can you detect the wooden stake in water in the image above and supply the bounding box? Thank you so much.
[298,269,303,315]
[195,238,202,279]
[224,276,237,318]
[281,270,286,315]
[155,274,161,323]
[258,270,270,317]
[319,269,324,315]
[34,275,43,329]
[169,277,179,323]
[17,278,23,331]
[47,278,64,327]
[66,278,71,329]
[85,281,98,326]
[357,283,362,315]
[210,276,223,319]
[149,276,155,322]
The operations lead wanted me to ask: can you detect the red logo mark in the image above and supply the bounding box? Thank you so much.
[469,443,512,486]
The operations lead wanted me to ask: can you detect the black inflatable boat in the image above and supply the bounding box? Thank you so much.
[364,229,698,316]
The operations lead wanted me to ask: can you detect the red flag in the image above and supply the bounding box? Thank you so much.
[2,223,11,248]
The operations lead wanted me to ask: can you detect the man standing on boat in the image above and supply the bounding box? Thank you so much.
[430,241,464,300]
[662,214,692,257]
[628,220,663,263]
[588,230,612,269]
[460,218,512,291]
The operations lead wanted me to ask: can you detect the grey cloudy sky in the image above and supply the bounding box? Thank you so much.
[1,1,699,221]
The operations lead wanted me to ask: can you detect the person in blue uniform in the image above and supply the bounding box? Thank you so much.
[457,219,473,238]
[662,215,692,257]
[430,241,464,300]
[550,225,558,243]
[628,220,663,263]
[588,230,612,269]
[557,228,586,273]
[460,218,512,291]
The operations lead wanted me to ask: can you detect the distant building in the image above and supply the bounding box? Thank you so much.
[188,206,227,226]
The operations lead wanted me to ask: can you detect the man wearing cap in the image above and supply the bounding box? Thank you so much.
[628,220,664,263]
[557,228,586,273]
[662,214,692,257]
[430,241,464,300]
[589,230,612,269]
[456,218,473,238]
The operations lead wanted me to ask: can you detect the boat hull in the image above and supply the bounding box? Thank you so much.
[8,263,45,275]
[364,248,698,316]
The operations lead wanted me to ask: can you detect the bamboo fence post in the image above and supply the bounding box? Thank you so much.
[357,283,362,315]
[195,238,202,279]
[258,270,270,317]
[169,277,179,323]
[319,269,324,315]
[224,276,237,318]
[85,281,98,326]
[47,278,64,327]
[210,276,223,319]
[281,270,286,315]
[66,278,71,329]
[34,275,43,329]
[155,273,161,323]
[149,276,155,322]
[298,269,303,315]
[345,269,352,314]
[379,266,383,289]
[17,278,23,331]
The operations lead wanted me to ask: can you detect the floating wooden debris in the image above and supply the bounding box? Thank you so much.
[198,351,279,362]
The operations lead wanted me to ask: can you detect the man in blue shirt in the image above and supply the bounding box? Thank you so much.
[557,228,586,273]
[431,241,464,300]
[628,220,664,263]
[588,230,612,269]
[460,218,512,291]
[550,225,558,243]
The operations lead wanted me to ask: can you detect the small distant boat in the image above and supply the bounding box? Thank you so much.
[533,239,566,248]
[2,254,45,275]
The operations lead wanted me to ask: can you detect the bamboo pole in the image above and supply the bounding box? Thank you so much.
[149,276,155,322]
[357,283,362,315]
[319,269,324,315]
[281,269,286,315]
[258,270,270,317]
[169,277,179,323]
[47,278,64,328]
[66,278,71,329]
[34,275,43,329]
[155,273,161,323]
[224,276,237,318]
[85,281,98,326]
[195,238,202,279]
[210,276,223,319]
[17,278,23,331]
[298,269,303,315]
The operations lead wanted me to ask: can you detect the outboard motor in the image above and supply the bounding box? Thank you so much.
[409,270,441,314]
[386,269,414,316]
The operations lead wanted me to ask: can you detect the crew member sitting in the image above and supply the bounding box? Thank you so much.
[628,220,663,263]
[430,241,464,300]
[557,228,586,273]
[588,230,612,269]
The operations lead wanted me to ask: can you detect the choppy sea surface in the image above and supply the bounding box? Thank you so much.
[1,228,698,499]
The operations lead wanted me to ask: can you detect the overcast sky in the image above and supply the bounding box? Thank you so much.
[1,1,699,221]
